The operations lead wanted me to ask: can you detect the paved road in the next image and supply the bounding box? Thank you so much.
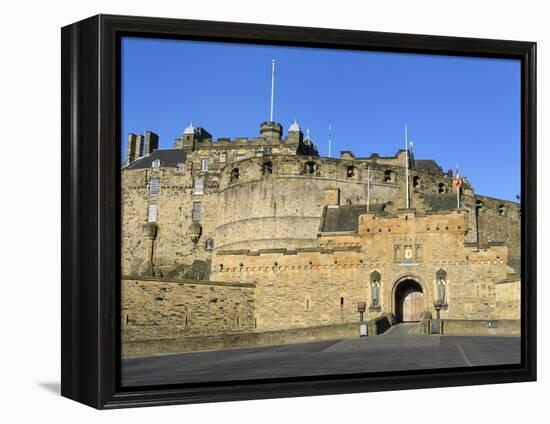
[121,325,520,387]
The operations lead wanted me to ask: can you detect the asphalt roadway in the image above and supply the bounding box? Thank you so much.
[121,324,521,387]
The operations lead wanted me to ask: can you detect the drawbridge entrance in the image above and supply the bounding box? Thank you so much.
[395,279,424,322]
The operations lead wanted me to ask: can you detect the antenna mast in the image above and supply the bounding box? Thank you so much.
[405,125,410,209]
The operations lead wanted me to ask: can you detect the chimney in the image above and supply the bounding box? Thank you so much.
[134,134,144,159]
[125,133,137,165]
[144,131,159,156]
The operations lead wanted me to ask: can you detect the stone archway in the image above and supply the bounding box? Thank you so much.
[394,278,424,322]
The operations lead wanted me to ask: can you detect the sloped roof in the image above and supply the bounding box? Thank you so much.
[125,149,187,170]
[422,193,457,211]
[320,204,385,233]
[415,159,443,174]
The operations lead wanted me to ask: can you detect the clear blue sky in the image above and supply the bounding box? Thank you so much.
[122,37,520,201]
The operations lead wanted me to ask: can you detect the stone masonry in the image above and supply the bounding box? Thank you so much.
[121,120,521,351]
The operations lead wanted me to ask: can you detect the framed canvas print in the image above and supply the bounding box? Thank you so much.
[61,14,536,409]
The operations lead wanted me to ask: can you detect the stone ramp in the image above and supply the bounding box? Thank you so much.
[384,322,423,336]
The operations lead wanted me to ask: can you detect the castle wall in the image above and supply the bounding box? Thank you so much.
[215,156,403,250]
[121,277,256,342]
[212,211,516,332]
[475,195,521,273]
[495,278,521,320]
[121,164,219,278]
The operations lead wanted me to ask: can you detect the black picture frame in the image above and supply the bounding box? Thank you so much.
[61,14,537,409]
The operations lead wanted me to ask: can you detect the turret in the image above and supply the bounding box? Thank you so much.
[287,119,303,144]
[259,121,282,141]
[297,128,319,156]
[176,122,213,150]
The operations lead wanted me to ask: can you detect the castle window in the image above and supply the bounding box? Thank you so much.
[149,177,160,195]
[151,159,161,170]
[192,202,201,222]
[498,204,506,216]
[340,297,344,306]
[193,178,204,195]
[235,155,246,162]
[263,147,272,156]
[230,168,240,183]
[201,158,209,171]
[147,204,158,222]
[255,150,263,157]
[413,176,420,188]
[262,161,273,175]
[346,166,356,178]
[205,238,214,250]
[438,183,446,193]
[384,170,394,182]
[476,200,484,210]
[219,152,227,163]
[304,161,317,174]
[177,162,185,173]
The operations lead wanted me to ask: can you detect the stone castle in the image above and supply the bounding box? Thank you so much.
[121,120,521,355]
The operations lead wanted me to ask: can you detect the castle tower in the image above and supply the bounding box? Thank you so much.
[259,121,283,141]
[287,119,303,144]
[176,122,213,150]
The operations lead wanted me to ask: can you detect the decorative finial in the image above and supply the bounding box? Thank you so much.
[289,118,300,132]
[184,121,195,135]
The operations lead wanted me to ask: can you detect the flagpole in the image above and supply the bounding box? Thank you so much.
[456,163,460,209]
[270,59,276,122]
[367,166,371,212]
[405,125,409,209]
[328,124,332,158]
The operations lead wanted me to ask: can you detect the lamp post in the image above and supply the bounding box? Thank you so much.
[433,300,443,334]
[358,302,367,336]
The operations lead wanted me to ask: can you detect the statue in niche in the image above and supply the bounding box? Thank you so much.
[415,244,423,260]
[394,246,401,261]
[436,268,447,305]
[370,271,381,308]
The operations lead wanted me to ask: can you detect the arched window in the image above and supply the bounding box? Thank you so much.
[413,176,420,188]
[205,238,214,250]
[498,204,506,216]
[346,166,356,178]
[476,200,484,210]
[304,161,317,174]
[370,271,381,283]
[438,183,446,193]
[230,168,240,183]
[262,161,273,175]
[384,170,392,182]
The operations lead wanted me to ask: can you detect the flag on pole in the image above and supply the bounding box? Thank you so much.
[453,164,462,209]
[453,164,462,189]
